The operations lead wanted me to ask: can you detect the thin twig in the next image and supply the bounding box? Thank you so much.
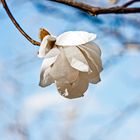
[51,0,140,15]
[1,0,40,46]
[122,0,140,7]
[1,0,140,46]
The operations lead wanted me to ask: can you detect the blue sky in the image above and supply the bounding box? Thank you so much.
[0,0,140,140]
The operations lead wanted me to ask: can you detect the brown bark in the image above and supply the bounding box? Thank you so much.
[51,0,140,15]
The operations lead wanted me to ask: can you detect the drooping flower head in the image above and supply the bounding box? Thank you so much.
[38,29,103,99]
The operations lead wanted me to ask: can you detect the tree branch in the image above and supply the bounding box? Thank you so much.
[122,0,140,7]
[1,0,140,46]
[1,0,40,46]
[51,0,140,15]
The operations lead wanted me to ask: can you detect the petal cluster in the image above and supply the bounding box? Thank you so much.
[38,31,103,99]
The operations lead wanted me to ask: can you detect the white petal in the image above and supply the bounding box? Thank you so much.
[71,58,89,72]
[85,42,101,56]
[44,47,60,59]
[79,45,103,72]
[64,46,89,72]
[88,73,101,84]
[39,67,54,87]
[41,47,60,70]
[38,35,50,58]
[78,47,99,76]
[56,31,96,46]
[50,49,79,83]
[56,72,89,99]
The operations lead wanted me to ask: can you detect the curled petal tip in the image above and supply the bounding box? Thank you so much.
[39,28,50,41]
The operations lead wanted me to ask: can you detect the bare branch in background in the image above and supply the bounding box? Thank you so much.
[122,0,140,7]
[51,0,140,15]
[91,96,140,140]
[1,0,40,46]
[7,122,29,140]
[1,0,140,46]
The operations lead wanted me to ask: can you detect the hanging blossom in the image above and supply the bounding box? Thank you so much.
[38,29,103,99]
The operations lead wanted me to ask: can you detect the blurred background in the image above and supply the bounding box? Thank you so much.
[0,0,140,140]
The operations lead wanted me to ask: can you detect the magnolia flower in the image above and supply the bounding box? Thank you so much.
[38,29,103,99]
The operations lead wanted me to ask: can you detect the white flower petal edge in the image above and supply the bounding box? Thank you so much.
[79,45,102,84]
[85,42,101,56]
[79,44,103,72]
[39,67,54,87]
[38,35,50,58]
[56,72,89,99]
[40,47,60,70]
[49,49,79,84]
[56,31,96,46]
[88,73,101,84]
[64,46,90,72]
[79,46,99,76]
